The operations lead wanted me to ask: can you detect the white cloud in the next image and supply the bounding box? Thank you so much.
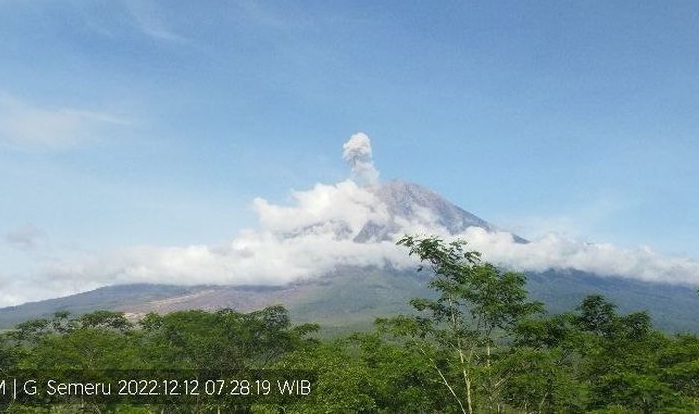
[461,228,699,285]
[124,0,184,42]
[36,179,414,288]
[253,180,389,235]
[0,94,128,149]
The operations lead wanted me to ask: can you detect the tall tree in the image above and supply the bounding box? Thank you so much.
[378,235,542,413]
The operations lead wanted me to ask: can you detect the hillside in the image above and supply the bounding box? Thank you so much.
[2,266,698,334]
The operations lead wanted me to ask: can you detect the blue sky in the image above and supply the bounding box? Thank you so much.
[1,1,698,305]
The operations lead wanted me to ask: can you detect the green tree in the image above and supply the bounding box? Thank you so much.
[9,311,141,413]
[138,305,318,371]
[378,235,543,413]
[659,333,699,410]
[514,294,691,413]
[77,309,133,333]
[277,332,448,413]
[498,346,585,413]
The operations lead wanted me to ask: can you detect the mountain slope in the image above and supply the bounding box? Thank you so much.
[0,284,207,329]
[1,180,696,333]
[354,180,526,243]
[1,267,697,333]
[375,180,496,234]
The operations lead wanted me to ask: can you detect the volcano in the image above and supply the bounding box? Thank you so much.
[1,179,698,333]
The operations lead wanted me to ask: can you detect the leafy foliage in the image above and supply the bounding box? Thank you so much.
[375,236,544,413]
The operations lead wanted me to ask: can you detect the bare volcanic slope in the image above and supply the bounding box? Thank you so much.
[360,180,527,243]
[353,180,496,243]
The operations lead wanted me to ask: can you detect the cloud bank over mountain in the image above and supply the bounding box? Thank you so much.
[4,133,699,307]
[462,228,699,285]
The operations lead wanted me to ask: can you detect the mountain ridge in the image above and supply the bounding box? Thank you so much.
[354,180,526,243]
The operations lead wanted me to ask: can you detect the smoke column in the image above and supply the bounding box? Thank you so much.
[342,132,380,186]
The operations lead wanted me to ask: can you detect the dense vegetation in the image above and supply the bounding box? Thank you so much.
[1,236,698,413]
